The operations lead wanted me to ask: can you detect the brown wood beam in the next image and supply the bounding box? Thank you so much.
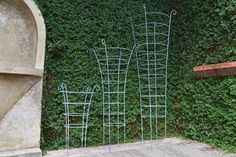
[193,61,236,78]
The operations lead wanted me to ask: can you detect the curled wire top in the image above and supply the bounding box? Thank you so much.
[89,48,96,54]
[135,43,141,50]
[58,83,67,92]
[101,39,106,46]
[131,4,177,20]
[93,85,100,92]
[58,83,99,94]
[170,10,177,16]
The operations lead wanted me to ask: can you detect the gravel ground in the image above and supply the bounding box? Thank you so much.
[44,137,236,157]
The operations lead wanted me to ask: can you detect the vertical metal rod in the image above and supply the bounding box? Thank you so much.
[135,47,144,142]
[102,83,105,145]
[123,45,135,143]
[131,19,144,143]
[63,84,70,150]
[61,84,70,150]
[164,10,176,138]
[85,86,99,147]
[81,87,89,147]
[84,88,91,147]
[102,40,111,151]
[144,4,153,148]
[91,49,105,145]
[116,50,122,143]
[153,22,158,141]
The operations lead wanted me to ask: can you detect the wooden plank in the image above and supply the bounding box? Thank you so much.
[193,61,236,78]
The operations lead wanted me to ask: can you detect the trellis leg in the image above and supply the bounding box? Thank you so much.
[143,4,153,148]
[81,87,90,147]
[135,47,144,142]
[117,50,122,144]
[153,21,158,141]
[102,83,105,145]
[84,86,99,147]
[60,84,70,150]
[102,39,112,151]
[164,10,177,138]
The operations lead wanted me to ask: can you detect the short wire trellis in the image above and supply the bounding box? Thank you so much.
[91,40,134,149]
[131,4,176,145]
[58,83,99,149]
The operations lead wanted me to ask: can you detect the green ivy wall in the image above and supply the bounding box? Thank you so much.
[35,0,236,152]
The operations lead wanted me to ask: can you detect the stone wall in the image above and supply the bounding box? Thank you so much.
[0,0,46,156]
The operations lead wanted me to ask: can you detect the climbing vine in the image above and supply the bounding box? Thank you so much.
[35,0,236,152]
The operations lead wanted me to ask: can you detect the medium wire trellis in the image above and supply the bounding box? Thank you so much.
[91,39,134,149]
[58,83,99,149]
[131,4,176,144]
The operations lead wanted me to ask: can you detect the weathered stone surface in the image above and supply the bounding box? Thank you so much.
[0,0,36,68]
[0,75,40,120]
[0,0,46,156]
[0,81,42,151]
[0,0,44,120]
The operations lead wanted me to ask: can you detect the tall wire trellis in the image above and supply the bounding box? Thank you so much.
[131,4,176,144]
[91,40,134,149]
[58,83,99,149]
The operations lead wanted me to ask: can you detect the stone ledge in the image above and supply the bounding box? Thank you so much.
[0,148,42,157]
[193,61,236,78]
[0,67,43,77]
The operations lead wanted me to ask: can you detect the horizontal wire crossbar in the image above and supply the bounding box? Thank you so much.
[141,95,166,98]
[101,69,126,74]
[102,81,126,84]
[141,115,166,118]
[138,58,166,62]
[142,105,166,108]
[64,124,88,129]
[137,50,167,57]
[139,67,166,72]
[139,41,168,47]
[104,112,125,116]
[133,21,169,27]
[104,91,125,94]
[63,102,91,105]
[139,63,166,68]
[64,113,90,117]
[96,47,132,51]
[139,74,166,77]
[97,53,131,58]
[103,102,125,105]
[136,32,168,37]
[99,58,127,61]
[141,84,166,88]
[60,91,94,94]
[103,123,125,127]
[99,63,127,66]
